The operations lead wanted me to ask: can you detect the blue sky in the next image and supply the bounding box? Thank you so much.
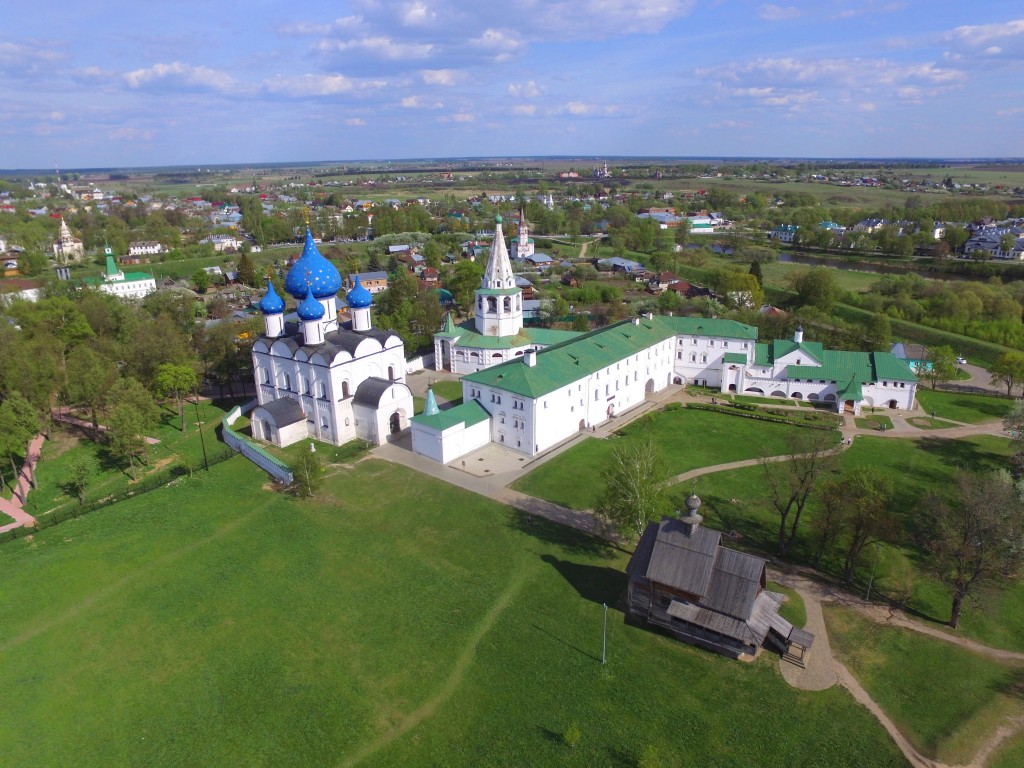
[2,1,1022,167]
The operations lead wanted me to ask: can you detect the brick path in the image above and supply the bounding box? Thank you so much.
[0,434,43,533]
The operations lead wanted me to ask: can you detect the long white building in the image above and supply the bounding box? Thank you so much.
[411,319,917,464]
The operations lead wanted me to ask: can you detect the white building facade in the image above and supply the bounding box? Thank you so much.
[412,318,917,465]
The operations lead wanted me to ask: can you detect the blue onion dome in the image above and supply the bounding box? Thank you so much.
[346,275,373,309]
[284,228,342,299]
[259,279,285,314]
[297,286,325,321]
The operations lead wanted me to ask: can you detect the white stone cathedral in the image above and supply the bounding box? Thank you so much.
[52,217,84,263]
[250,229,414,448]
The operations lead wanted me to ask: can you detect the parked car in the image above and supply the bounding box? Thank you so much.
[956,356,967,364]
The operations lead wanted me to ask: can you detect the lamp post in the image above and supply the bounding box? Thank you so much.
[601,603,608,665]
[865,541,882,602]
[193,393,209,471]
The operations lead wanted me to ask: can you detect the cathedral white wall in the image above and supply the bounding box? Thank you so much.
[411,419,489,464]
[252,338,408,448]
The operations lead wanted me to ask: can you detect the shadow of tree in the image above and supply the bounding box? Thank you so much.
[506,509,615,559]
[540,553,627,608]
[915,436,1007,473]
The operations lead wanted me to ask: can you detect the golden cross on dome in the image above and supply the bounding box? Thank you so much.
[302,207,310,227]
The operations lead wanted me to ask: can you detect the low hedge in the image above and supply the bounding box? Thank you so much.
[685,402,839,431]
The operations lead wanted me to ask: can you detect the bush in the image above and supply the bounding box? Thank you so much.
[563,723,582,749]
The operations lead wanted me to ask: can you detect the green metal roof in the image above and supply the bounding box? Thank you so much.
[476,287,520,296]
[657,315,758,340]
[462,317,677,398]
[447,323,579,350]
[722,352,747,364]
[753,340,917,386]
[411,399,490,431]
[436,312,460,338]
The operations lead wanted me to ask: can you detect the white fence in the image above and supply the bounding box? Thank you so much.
[222,400,294,485]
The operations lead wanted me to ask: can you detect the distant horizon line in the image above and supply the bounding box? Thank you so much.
[3,155,1024,176]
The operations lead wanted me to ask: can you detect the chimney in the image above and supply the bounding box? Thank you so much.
[524,350,537,367]
[794,325,804,343]
[632,317,640,326]
[644,312,654,321]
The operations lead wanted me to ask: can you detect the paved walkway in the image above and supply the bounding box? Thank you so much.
[774,576,838,691]
[0,434,43,533]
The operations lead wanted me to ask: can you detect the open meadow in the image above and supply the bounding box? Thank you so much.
[0,456,907,767]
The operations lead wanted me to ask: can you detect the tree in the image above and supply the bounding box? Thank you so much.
[793,268,839,312]
[61,455,96,507]
[110,376,160,429]
[107,404,146,480]
[863,313,892,352]
[66,344,119,435]
[595,440,668,540]
[292,448,323,498]
[236,250,257,287]
[192,269,210,293]
[762,428,841,556]
[921,470,1024,628]
[154,363,199,432]
[0,392,39,493]
[990,352,1024,397]
[445,259,484,315]
[748,260,764,288]
[920,345,957,390]
[837,468,896,582]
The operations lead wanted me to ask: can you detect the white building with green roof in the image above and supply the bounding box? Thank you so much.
[412,318,918,464]
[433,215,578,373]
[83,253,156,300]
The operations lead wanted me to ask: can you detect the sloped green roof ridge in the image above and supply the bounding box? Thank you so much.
[411,399,490,431]
[463,317,672,398]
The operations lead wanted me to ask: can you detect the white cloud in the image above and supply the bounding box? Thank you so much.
[346,117,367,125]
[451,113,474,122]
[262,73,387,96]
[400,95,443,108]
[316,37,434,60]
[945,19,1024,47]
[996,107,1024,117]
[402,1,437,26]
[759,4,801,21]
[512,105,536,115]
[566,101,592,115]
[421,68,458,85]
[124,62,238,93]
[508,80,542,98]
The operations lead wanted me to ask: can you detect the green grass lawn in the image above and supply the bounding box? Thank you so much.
[905,416,959,430]
[825,606,1024,764]
[431,379,464,403]
[855,414,894,431]
[0,457,906,767]
[512,408,813,510]
[915,388,1014,424]
[767,581,807,628]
